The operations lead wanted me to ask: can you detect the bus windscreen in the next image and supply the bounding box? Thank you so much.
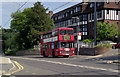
[60,30,73,35]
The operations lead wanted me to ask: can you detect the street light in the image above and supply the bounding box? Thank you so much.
[72,17,80,55]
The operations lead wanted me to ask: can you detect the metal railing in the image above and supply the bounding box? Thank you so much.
[79,42,95,48]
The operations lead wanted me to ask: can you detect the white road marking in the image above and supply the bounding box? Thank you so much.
[9,60,16,72]
[8,58,12,63]
[10,57,118,73]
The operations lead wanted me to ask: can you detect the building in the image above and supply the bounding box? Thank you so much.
[52,1,120,42]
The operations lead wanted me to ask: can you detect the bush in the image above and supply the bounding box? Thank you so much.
[82,39,94,42]
[95,43,112,48]
[5,49,16,55]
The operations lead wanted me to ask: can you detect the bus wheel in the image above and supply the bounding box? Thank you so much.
[43,51,48,57]
[64,55,69,58]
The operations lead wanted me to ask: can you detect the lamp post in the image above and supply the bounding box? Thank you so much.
[72,17,80,55]
[13,27,16,52]
[9,32,10,50]
[94,1,97,46]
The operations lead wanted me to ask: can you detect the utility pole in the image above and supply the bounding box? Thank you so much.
[94,1,97,46]
[14,29,16,51]
[9,32,10,50]
[72,17,80,55]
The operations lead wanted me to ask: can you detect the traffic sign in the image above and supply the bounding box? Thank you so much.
[78,32,81,36]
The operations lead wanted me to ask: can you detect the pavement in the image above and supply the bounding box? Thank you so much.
[0,55,17,76]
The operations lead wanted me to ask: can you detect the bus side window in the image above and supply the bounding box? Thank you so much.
[40,35,43,39]
[45,45,48,49]
[42,45,45,49]
[52,31,55,37]
[55,31,58,36]
[55,42,59,48]
[47,44,50,49]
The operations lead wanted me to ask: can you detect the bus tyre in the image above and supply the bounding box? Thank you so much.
[112,46,115,49]
[64,55,69,58]
[43,51,48,57]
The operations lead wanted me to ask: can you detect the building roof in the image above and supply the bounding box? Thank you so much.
[53,2,84,16]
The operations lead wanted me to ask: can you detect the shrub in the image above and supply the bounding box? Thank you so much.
[5,49,16,55]
[82,39,94,42]
[95,43,112,48]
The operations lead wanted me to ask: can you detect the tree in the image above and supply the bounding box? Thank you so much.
[2,29,16,51]
[97,22,118,41]
[10,1,54,50]
[118,30,120,42]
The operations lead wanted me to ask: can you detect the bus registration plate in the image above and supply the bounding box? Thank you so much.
[63,36,71,40]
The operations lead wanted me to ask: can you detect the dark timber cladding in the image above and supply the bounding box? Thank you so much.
[51,1,120,41]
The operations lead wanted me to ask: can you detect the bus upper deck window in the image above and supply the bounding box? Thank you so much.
[67,30,73,35]
[60,30,66,35]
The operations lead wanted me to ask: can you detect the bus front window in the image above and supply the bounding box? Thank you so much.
[60,30,66,35]
[67,30,73,35]
[60,42,74,48]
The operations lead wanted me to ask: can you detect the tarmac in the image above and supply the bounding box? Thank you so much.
[0,49,119,76]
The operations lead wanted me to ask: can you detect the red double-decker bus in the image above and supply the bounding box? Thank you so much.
[40,28,75,58]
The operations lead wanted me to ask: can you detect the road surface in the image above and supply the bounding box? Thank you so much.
[5,55,119,75]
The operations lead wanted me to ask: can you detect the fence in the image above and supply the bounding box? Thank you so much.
[34,45,40,50]
[79,42,95,48]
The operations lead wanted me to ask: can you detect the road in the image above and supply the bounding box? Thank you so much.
[5,54,119,76]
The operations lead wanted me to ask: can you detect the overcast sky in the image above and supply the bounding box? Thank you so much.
[0,0,82,29]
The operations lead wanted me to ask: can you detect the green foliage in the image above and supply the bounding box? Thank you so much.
[2,29,17,51]
[118,31,120,39]
[10,1,54,50]
[95,43,112,48]
[97,22,118,41]
[82,39,94,42]
[5,49,16,55]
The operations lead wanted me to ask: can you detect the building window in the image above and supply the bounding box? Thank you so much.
[71,10,73,14]
[90,14,91,20]
[74,7,77,13]
[116,10,118,15]
[80,28,82,32]
[77,6,81,12]
[79,15,83,21]
[92,13,94,20]
[107,10,109,14]
[65,12,68,17]
[107,0,109,4]
[97,2,103,7]
[115,0,119,5]
[90,3,94,8]
[83,28,87,31]
[55,16,57,21]
[97,10,102,18]
[83,14,87,21]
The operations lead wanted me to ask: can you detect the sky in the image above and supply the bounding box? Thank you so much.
[0,0,82,29]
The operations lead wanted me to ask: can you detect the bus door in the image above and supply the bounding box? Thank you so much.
[52,42,54,49]
[51,42,55,55]
[55,42,59,56]
[47,44,51,56]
